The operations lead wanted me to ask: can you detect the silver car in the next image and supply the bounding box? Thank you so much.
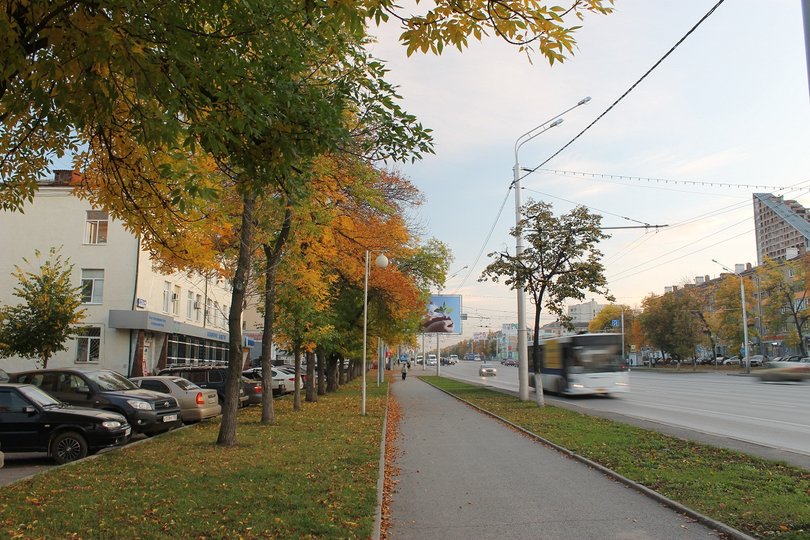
[478,363,497,377]
[131,376,221,423]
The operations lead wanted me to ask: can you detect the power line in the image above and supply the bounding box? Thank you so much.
[535,168,802,192]
[519,0,728,179]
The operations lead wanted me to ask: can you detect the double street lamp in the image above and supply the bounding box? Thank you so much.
[512,96,591,401]
[712,259,750,374]
[362,250,388,416]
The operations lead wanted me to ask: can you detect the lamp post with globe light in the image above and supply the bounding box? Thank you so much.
[512,96,591,401]
[362,250,388,416]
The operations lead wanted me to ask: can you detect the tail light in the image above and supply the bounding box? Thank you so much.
[195,392,205,405]
[252,384,261,394]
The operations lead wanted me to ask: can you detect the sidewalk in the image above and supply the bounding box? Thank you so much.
[387,377,732,540]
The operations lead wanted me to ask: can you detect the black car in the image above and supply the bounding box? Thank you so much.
[9,367,182,436]
[0,383,131,464]
[158,366,249,406]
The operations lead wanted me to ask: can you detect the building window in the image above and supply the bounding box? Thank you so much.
[80,269,104,304]
[163,282,171,312]
[172,285,181,315]
[213,301,220,327]
[195,294,202,322]
[186,291,194,320]
[206,298,213,325]
[75,326,101,363]
[84,211,108,245]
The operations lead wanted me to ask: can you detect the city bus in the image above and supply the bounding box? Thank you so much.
[529,333,629,396]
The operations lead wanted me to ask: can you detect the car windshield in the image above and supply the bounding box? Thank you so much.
[86,370,138,391]
[18,384,62,407]
[171,378,200,390]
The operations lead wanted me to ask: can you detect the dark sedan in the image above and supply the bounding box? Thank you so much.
[0,383,131,464]
[10,367,182,436]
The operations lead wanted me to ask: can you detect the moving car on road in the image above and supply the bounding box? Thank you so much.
[0,383,131,464]
[478,363,497,377]
[10,368,181,436]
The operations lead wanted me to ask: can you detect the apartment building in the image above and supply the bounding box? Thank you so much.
[753,193,810,264]
[568,299,606,325]
[0,171,238,376]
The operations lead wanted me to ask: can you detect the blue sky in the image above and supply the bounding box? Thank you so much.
[368,0,810,339]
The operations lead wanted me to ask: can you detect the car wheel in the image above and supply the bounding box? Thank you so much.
[51,431,88,464]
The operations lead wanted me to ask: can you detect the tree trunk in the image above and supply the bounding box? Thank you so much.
[316,347,327,395]
[305,350,316,402]
[259,204,291,425]
[217,190,255,446]
[532,303,545,407]
[293,345,302,411]
[326,353,339,392]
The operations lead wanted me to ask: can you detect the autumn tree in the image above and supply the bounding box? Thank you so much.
[587,304,634,357]
[5,1,614,446]
[0,248,86,368]
[638,291,703,363]
[481,200,612,402]
[758,256,810,357]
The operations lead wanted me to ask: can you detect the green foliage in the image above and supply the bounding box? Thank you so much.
[481,200,612,344]
[757,257,810,356]
[426,376,810,539]
[639,291,703,360]
[0,247,85,368]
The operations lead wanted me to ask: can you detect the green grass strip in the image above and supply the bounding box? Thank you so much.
[0,379,387,539]
[422,376,809,540]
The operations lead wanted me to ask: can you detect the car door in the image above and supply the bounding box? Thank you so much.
[52,373,97,408]
[0,388,42,451]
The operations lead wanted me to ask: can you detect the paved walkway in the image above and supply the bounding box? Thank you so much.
[388,377,731,540]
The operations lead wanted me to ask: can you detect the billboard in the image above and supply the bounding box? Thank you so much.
[502,323,518,336]
[422,294,462,334]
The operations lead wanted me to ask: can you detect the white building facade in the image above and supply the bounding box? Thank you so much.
[0,172,237,376]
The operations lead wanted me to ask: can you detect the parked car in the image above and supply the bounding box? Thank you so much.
[501,359,517,367]
[157,366,248,407]
[242,367,290,396]
[746,355,766,367]
[723,356,741,366]
[478,363,497,377]
[0,383,131,464]
[268,366,304,393]
[131,376,221,422]
[9,368,181,436]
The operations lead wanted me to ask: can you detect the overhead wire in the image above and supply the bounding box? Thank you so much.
[447,0,776,303]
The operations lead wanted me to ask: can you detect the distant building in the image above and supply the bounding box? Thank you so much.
[568,299,606,324]
[0,171,239,375]
[753,193,810,264]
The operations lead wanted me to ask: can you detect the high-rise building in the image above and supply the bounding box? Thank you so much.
[752,193,810,264]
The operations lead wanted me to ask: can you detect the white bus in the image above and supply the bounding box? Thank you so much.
[529,333,629,396]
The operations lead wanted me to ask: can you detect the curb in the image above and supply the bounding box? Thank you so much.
[419,377,757,540]
[371,382,390,540]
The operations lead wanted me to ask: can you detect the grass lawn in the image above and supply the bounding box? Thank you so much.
[0,379,387,539]
[422,376,810,540]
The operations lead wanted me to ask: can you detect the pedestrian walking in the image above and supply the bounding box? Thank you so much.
[401,363,408,380]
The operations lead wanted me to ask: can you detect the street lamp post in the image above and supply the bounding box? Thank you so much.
[362,250,388,415]
[712,259,750,374]
[513,96,591,401]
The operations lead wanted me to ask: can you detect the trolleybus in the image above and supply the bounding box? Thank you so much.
[529,333,629,396]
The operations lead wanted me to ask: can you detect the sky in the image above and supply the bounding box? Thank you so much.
[365,0,810,341]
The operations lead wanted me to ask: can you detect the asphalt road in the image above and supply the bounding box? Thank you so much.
[426,361,810,469]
